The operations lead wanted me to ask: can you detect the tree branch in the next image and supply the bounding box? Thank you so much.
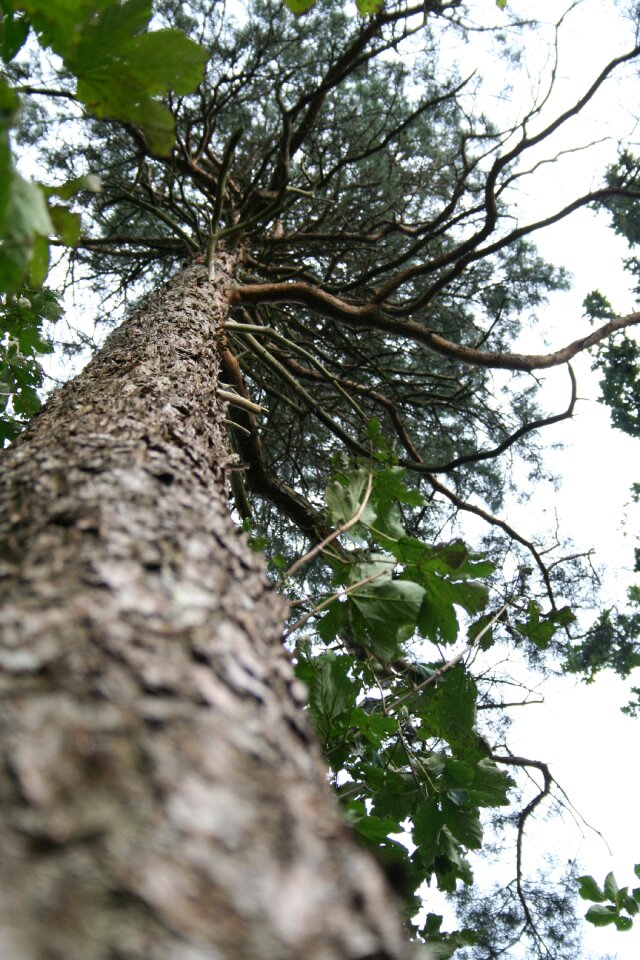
[230,282,640,372]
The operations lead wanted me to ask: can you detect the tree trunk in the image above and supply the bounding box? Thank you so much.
[0,260,420,960]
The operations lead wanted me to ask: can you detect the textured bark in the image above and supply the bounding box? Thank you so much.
[0,261,420,960]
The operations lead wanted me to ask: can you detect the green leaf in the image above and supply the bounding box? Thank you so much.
[0,173,53,291]
[444,758,513,807]
[17,327,51,355]
[371,767,422,825]
[432,828,474,891]
[441,798,483,849]
[515,602,575,650]
[415,666,479,760]
[349,577,424,661]
[326,469,373,530]
[578,875,606,903]
[353,814,402,843]
[435,541,468,569]
[348,706,397,747]
[468,611,496,650]
[76,28,207,101]
[15,0,207,157]
[48,205,80,245]
[416,571,488,643]
[317,594,348,646]
[423,914,444,936]
[418,579,460,644]
[402,542,491,645]
[421,921,478,960]
[356,0,384,13]
[282,0,316,13]
[45,173,101,200]
[413,797,442,857]
[308,654,357,736]
[0,8,30,62]
[0,415,21,444]
[585,904,618,927]
[71,0,154,69]
[5,174,53,237]
[110,98,177,156]
[614,915,634,932]
[442,759,473,789]
[12,383,40,415]
[325,466,424,547]
[0,80,20,165]
[604,871,620,901]
[28,232,49,285]
[367,466,423,534]
[13,0,108,50]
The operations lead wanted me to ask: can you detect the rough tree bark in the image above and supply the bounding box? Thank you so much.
[0,260,420,960]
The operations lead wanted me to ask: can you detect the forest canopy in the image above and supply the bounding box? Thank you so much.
[2,1,640,957]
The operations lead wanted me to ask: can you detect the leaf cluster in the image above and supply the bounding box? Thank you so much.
[0,0,206,300]
[291,462,572,950]
[0,284,60,442]
[578,866,640,933]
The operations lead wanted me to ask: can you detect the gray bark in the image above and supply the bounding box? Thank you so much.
[0,261,421,960]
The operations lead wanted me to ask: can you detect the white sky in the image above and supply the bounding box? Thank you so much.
[436,2,640,956]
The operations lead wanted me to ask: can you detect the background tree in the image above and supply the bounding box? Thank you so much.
[3,0,640,957]
[562,154,640,728]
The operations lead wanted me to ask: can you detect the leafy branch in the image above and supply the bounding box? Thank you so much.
[288,459,574,950]
[578,866,640,932]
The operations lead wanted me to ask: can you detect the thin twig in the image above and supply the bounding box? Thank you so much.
[217,388,267,415]
[283,473,373,580]
[226,317,368,422]
[491,752,554,944]
[207,128,243,279]
[284,568,386,639]
[389,597,513,712]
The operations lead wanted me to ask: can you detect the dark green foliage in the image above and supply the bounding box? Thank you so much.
[565,604,640,683]
[419,914,478,960]
[591,153,640,434]
[0,285,60,443]
[8,0,207,154]
[513,600,575,651]
[578,866,640,932]
[291,464,574,950]
[451,862,582,960]
[583,154,640,727]
[599,150,640,246]
[0,0,206,297]
[0,2,29,62]
[583,290,617,323]
[592,333,640,437]
[27,0,571,537]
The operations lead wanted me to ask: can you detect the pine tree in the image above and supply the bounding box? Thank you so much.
[3,1,640,957]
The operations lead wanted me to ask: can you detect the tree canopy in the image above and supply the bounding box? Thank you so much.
[2,0,640,957]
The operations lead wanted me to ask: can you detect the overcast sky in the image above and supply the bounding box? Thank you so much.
[440,2,640,956]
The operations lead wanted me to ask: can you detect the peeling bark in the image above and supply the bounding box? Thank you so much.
[0,261,421,960]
